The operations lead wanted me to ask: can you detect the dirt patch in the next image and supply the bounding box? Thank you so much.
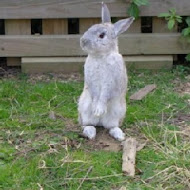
[84,127,147,152]
[169,114,190,128]
[168,113,190,139]
[174,75,190,96]
[176,82,190,96]
[86,128,122,152]
[0,65,83,82]
[172,76,190,139]
[0,67,20,79]
[27,73,83,84]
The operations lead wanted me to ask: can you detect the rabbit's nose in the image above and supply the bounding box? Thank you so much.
[80,37,89,47]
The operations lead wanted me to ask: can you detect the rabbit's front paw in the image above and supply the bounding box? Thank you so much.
[94,103,107,117]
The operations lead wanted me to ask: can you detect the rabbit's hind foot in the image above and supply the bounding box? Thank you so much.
[82,126,96,140]
[109,127,125,141]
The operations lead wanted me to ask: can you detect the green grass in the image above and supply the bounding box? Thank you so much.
[0,67,190,190]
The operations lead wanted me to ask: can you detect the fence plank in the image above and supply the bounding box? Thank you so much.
[5,19,31,66]
[126,55,173,70]
[43,19,68,34]
[152,17,178,61]
[0,34,189,57]
[5,20,31,35]
[152,17,177,33]
[0,0,189,19]
[80,18,101,34]
[22,55,173,74]
[22,57,84,73]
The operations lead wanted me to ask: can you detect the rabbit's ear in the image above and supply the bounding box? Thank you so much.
[102,2,111,23]
[114,17,135,36]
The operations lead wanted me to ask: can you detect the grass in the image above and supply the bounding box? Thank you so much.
[0,67,190,190]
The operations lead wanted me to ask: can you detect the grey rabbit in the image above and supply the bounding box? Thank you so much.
[78,2,134,141]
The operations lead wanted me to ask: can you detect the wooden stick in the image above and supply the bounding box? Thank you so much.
[130,84,157,100]
[122,138,137,177]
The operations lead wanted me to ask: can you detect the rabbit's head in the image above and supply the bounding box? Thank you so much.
[80,2,134,55]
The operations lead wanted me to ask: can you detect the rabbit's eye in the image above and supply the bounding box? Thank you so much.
[99,32,105,39]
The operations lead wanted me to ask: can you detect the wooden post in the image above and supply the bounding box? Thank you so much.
[43,19,68,34]
[79,18,101,34]
[5,19,31,66]
[153,17,178,61]
[153,17,177,33]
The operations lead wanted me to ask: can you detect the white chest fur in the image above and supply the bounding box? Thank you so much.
[84,56,107,98]
[84,53,127,101]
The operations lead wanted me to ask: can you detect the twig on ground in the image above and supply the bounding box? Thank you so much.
[64,173,123,181]
[145,165,175,181]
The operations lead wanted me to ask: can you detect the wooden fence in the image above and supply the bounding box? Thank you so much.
[0,0,190,73]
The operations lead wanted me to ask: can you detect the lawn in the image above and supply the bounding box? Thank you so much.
[0,67,190,190]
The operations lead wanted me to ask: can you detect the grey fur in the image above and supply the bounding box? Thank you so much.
[78,3,134,141]
[101,2,111,23]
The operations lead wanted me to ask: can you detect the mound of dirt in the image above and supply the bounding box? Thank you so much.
[86,128,122,152]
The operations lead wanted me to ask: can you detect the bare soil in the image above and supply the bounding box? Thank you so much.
[174,75,190,96]
[85,128,122,152]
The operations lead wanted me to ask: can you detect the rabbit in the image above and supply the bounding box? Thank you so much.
[78,2,134,141]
